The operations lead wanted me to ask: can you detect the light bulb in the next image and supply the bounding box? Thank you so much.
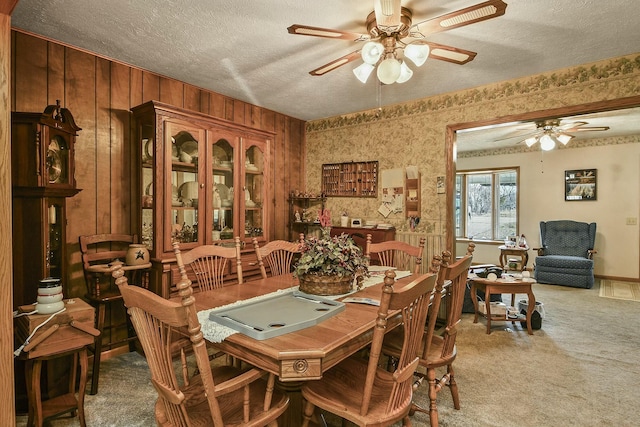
[524,137,537,147]
[377,58,401,84]
[361,41,384,65]
[353,63,375,83]
[539,134,555,151]
[404,43,430,67]
[395,61,413,83]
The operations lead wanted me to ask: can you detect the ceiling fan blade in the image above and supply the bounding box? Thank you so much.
[494,129,542,143]
[566,126,611,132]
[309,50,362,76]
[288,24,370,42]
[419,41,477,65]
[409,0,507,38]
[557,121,587,130]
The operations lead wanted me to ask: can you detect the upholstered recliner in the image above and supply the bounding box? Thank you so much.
[534,220,597,288]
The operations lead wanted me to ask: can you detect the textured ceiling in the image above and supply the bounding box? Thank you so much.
[11,0,640,122]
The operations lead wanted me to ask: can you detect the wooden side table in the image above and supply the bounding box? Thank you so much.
[15,299,99,427]
[498,245,529,271]
[469,276,536,335]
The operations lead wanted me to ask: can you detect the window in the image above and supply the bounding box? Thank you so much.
[455,168,519,241]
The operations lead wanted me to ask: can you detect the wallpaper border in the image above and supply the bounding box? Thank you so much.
[307,54,640,133]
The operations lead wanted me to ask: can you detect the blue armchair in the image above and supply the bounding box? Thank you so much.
[534,220,597,288]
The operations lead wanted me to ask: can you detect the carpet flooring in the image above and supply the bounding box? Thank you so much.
[16,279,640,426]
[599,279,640,302]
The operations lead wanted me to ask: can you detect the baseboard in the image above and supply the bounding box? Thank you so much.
[595,275,640,283]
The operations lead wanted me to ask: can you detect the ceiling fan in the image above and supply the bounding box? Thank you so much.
[504,119,611,151]
[287,0,508,84]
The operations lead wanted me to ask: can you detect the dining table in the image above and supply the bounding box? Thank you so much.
[190,270,416,427]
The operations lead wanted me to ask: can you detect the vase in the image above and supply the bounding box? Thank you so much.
[298,273,354,296]
[126,244,150,266]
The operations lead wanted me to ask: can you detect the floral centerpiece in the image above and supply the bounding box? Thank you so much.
[294,210,369,295]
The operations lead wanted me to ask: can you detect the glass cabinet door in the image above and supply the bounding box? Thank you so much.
[211,132,238,242]
[165,123,204,250]
[242,137,267,243]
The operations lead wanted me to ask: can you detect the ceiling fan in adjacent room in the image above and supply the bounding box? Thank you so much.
[505,119,611,151]
[287,0,508,84]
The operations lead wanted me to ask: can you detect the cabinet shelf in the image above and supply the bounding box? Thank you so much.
[289,196,326,240]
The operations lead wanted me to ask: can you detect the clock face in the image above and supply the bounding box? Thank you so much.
[46,136,68,184]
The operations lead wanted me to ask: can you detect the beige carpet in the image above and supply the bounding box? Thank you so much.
[16,280,640,426]
[599,279,640,302]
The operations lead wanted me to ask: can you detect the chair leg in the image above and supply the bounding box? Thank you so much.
[301,399,315,427]
[90,302,106,395]
[447,364,460,410]
[428,367,439,427]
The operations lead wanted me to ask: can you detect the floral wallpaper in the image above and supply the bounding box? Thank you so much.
[305,54,640,238]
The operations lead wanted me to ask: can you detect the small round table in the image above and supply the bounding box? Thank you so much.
[469,276,536,335]
[498,245,529,271]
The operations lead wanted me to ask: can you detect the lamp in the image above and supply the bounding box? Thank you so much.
[404,43,430,67]
[354,40,430,84]
[525,130,575,151]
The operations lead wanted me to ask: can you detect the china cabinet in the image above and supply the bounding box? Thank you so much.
[131,101,272,297]
[11,101,81,309]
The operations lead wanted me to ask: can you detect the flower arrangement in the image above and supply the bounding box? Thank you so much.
[293,230,369,279]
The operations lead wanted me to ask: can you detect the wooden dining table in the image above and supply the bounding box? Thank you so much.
[191,272,416,426]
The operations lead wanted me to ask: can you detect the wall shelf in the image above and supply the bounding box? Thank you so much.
[322,161,378,197]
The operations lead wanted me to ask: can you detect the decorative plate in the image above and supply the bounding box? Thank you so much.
[179,140,198,158]
[215,183,229,200]
[179,181,199,200]
[213,145,228,162]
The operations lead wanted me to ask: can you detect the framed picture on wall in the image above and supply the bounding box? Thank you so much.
[565,169,597,201]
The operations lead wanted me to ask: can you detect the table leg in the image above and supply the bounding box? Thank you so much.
[26,359,43,427]
[470,282,479,324]
[525,287,535,335]
[276,380,304,427]
[485,285,492,334]
[77,348,88,427]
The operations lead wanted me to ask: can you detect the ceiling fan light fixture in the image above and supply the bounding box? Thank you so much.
[377,58,401,84]
[524,136,538,147]
[395,61,413,83]
[404,43,430,67]
[557,133,573,145]
[353,62,376,83]
[539,134,556,151]
[361,41,384,65]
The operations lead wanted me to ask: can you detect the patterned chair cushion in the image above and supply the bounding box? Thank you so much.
[534,220,596,289]
[540,220,596,258]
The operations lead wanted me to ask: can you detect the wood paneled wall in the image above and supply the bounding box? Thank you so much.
[10,30,306,299]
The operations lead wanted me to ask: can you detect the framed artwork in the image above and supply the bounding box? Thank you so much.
[565,169,597,201]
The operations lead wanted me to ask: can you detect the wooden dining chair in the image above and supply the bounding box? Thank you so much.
[178,236,243,291]
[365,234,426,274]
[252,234,304,278]
[382,252,474,427]
[300,270,437,427]
[79,233,142,395]
[112,259,289,426]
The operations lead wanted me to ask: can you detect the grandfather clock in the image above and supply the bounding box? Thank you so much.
[11,101,81,309]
